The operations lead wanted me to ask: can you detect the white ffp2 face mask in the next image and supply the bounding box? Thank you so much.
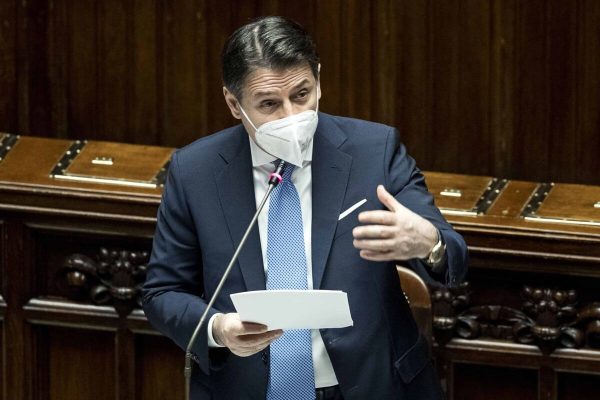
[239,92,319,167]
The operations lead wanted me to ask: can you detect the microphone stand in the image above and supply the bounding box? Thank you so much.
[184,160,287,400]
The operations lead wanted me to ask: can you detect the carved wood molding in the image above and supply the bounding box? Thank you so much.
[430,283,600,354]
[54,248,600,355]
[56,248,148,317]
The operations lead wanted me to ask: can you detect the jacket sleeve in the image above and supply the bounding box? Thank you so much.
[383,128,469,287]
[142,151,218,374]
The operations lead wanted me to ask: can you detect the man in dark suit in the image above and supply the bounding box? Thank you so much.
[143,16,468,400]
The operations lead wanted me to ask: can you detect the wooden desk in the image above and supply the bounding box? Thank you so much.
[0,134,599,400]
[424,172,600,399]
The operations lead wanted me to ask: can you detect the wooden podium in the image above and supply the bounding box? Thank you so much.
[1,133,599,400]
[422,171,600,399]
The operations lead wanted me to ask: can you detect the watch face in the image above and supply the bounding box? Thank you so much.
[428,252,436,264]
[431,248,442,264]
[428,240,445,264]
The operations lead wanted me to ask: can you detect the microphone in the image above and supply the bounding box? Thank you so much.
[184,159,287,400]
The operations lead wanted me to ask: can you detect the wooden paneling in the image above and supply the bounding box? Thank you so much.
[3,218,36,400]
[159,0,205,146]
[135,335,185,400]
[453,365,538,400]
[557,373,600,400]
[47,0,68,138]
[0,321,3,397]
[96,0,129,144]
[131,0,158,145]
[0,222,4,399]
[67,0,98,139]
[509,0,600,184]
[48,327,115,400]
[0,0,17,134]
[1,0,599,184]
[577,0,600,185]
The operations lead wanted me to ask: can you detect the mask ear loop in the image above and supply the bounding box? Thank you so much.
[238,104,259,132]
[239,101,281,160]
[316,63,321,113]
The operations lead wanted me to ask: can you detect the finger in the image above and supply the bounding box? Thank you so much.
[359,249,397,261]
[230,330,284,356]
[358,210,396,225]
[232,335,282,357]
[238,321,269,334]
[353,238,397,252]
[234,338,272,355]
[352,225,395,239]
[376,185,400,213]
[377,185,412,215]
[235,330,283,347]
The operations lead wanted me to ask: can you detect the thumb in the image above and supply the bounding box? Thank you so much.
[377,185,403,212]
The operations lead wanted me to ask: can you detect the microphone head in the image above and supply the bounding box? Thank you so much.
[268,160,287,187]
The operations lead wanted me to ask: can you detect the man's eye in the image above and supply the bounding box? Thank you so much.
[261,101,276,108]
[296,91,308,99]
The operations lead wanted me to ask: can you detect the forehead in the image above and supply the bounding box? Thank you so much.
[243,64,315,98]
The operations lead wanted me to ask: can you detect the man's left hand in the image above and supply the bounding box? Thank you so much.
[352,185,438,262]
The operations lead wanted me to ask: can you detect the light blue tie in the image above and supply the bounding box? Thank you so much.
[266,164,315,400]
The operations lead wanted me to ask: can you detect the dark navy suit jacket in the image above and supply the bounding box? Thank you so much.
[143,113,468,399]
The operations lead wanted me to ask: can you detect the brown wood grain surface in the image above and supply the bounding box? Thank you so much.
[1,1,599,185]
[423,171,493,211]
[65,141,173,183]
[0,137,168,198]
[537,184,600,222]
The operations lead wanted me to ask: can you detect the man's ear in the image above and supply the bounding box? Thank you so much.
[223,87,242,120]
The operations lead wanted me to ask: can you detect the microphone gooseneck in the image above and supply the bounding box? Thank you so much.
[184,160,288,400]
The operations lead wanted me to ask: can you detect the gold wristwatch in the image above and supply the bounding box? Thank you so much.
[425,230,446,266]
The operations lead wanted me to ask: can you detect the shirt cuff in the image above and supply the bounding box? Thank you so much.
[207,313,225,348]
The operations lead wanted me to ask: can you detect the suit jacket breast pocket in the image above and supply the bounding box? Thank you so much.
[334,198,373,239]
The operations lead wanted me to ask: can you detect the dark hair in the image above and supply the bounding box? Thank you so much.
[222,16,320,100]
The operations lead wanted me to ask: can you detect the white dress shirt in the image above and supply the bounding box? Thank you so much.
[207,135,338,388]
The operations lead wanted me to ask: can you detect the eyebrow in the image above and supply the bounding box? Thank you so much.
[252,79,312,99]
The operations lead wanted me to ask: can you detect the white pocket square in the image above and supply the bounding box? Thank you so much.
[338,199,367,221]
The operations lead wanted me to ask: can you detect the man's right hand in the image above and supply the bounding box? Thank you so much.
[212,313,283,357]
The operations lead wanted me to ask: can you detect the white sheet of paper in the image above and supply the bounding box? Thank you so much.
[230,290,353,330]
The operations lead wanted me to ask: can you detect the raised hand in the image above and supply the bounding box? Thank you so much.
[352,185,438,262]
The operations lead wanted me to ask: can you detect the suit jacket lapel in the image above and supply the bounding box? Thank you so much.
[311,115,352,289]
[215,128,266,292]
